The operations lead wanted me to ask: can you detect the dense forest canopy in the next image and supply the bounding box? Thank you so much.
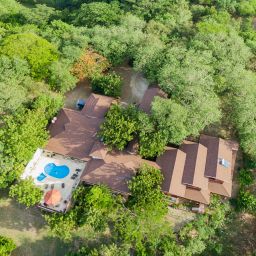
[1,0,256,255]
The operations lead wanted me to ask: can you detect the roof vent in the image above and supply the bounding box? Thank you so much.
[219,158,230,168]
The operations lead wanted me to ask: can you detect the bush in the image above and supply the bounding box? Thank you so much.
[238,169,254,187]
[237,188,256,213]
[91,73,122,97]
[0,236,16,256]
[9,178,43,207]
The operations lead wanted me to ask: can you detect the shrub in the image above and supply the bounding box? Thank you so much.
[0,236,16,256]
[9,178,43,207]
[237,188,256,213]
[91,73,122,97]
[238,169,254,187]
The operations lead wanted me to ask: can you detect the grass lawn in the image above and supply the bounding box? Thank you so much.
[0,191,75,256]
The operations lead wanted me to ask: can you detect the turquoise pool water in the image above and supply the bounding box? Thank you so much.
[44,163,70,178]
[36,163,70,181]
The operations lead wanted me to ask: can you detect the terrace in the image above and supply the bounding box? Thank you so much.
[22,149,87,213]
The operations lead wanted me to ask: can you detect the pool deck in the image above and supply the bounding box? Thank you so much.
[22,149,87,212]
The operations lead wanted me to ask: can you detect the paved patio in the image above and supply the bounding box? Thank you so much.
[22,149,87,212]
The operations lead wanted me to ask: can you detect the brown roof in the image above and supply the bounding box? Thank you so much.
[82,151,160,194]
[46,94,113,160]
[156,147,186,198]
[185,187,210,204]
[199,135,238,182]
[180,141,209,190]
[81,93,114,118]
[139,86,167,114]
[89,141,108,160]
[208,180,232,197]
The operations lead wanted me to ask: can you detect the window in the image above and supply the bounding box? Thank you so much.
[219,158,231,168]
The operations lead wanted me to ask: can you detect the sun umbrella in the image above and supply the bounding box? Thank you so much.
[44,189,61,206]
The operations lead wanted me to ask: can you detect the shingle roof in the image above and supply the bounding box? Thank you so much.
[89,141,108,160]
[180,141,209,190]
[156,147,187,198]
[208,180,232,197]
[185,187,210,205]
[81,93,114,118]
[199,135,238,182]
[46,94,114,161]
[82,151,160,194]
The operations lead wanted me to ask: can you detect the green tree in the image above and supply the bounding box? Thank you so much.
[89,14,146,65]
[32,93,63,120]
[41,20,88,62]
[0,55,31,113]
[0,108,49,165]
[46,185,118,240]
[91,73,122,97]
[23,4,59,27]
[179,196,230,255]
[0,33,58,79]
[48,61,78,93]
[0,156,16,189]
[127,164,167,216]
[237,1,256,16]
[74,2,123,27]
[151,97,189,144]
[74,185,116,231]
[99,104,138,150]
[9,178,43,207]
[114,164,170,255]
[0,235,16,256]
[45,211,77,241]
[139,129,167,159]
[67,244,130,256]
[237,189,256,213]
[238,169,254,187]
[136,111,167,158]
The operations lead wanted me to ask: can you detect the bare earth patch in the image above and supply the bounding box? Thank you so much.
[0,194,72,256]
[166,207,196,231]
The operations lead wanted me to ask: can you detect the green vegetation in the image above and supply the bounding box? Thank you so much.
[91,72,122,97]
[0,235,16,256]
[45,185,117,241]
[99,104,138,150]
[9,178,43,207]
[0,33,58,79]
[1,0,256,255]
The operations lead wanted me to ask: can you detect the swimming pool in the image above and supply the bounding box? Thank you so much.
[36,163,70,181]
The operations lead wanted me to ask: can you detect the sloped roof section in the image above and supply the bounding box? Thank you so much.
[199,135,238,182]
[208,180,232,197]
[82,151,160,194]
[156,147,187,198]
[46,94,114,161]
[139,86,167,114]
[180,141,208,190]
[89,141,108,160]
[185,187,210,205]
[81,93,114,118]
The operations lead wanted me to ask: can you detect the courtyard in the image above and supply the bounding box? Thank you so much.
[22,149,87,212]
